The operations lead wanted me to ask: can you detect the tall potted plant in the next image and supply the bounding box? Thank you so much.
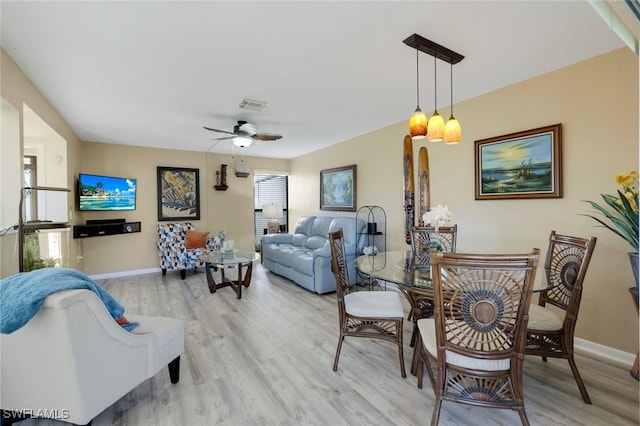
[582,171,639,286]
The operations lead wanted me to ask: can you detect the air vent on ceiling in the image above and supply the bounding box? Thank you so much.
[239,98,268,111]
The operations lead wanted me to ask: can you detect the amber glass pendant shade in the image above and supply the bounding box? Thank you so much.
[409,108,428,139]
[427,112,444,142]
[444,116,461,144]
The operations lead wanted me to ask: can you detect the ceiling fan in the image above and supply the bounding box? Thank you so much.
[203,120,282,148]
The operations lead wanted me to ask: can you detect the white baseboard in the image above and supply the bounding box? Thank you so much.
[575,337,635,368]
[88,267,161,280]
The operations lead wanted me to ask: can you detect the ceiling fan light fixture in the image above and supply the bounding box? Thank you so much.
[233,136,252,148]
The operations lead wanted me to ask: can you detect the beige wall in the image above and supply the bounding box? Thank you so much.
[291,48,639,353]
[79,142,289,275]
[0,50,83,277]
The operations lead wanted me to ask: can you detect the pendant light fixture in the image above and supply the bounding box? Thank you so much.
[409,49,427,139]
[427,55,444,142]
[403,33,464,145]
[444,62,461,144]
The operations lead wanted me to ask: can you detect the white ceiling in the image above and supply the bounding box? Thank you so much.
[0,1,629,159]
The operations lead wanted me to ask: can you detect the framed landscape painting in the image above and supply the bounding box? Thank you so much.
[320,164,357,212]
[157,166,201,221]
[474,124,562,200]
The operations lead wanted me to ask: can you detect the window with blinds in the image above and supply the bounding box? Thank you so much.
[254,173,288,251]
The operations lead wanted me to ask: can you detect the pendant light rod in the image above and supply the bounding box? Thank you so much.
[415,49,420,108]
[449,62,454,115]
[433,55,438,111]
[403,33,464,65]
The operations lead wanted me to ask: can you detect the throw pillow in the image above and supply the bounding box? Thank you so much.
[116,315,129,326]
[185,230,209,249]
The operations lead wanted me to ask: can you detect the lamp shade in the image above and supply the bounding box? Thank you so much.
[409,108,428,139]
[263,203,283,219]
[444,116,461,144]
[427,112,445,142]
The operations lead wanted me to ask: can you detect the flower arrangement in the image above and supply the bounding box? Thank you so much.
[582,171,639,252]
[212,230,226,251]
[422,204,453,230]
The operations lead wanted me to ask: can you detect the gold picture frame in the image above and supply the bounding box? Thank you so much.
[474,124,562,200]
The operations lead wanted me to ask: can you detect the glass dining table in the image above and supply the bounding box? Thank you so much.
[354,250,550,293]
[355,250,550,374]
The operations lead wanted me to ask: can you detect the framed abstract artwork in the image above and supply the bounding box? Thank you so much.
[320,164,357,212]
[157,166,201,221]
[474,124,562,200]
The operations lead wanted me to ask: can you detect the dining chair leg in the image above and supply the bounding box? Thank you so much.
[333,335,344,372]
[568,357,592,404]
[414,332,424,386]
[396,321,406,378]
[430,396,443,426]
[411,337,422,376]
[517,408,530,426]
[409,322,418,347]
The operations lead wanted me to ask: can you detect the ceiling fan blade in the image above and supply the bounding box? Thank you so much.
[252,133,283,141]
[203,126,235,135]
[211,136,235,141]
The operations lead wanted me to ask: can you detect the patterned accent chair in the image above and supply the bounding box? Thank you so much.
[156,223,215,279]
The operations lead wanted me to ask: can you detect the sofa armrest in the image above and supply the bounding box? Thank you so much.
[262,233,293,245]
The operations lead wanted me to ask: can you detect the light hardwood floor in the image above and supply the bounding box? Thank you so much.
[20,263,640,425]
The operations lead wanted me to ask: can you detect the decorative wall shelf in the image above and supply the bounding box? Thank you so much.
[214,185,229,191]
[235,172,249,178]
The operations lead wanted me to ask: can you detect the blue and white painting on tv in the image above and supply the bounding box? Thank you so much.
[78,173,137,211]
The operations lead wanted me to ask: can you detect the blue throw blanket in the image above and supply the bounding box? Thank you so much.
[0,268,137,334]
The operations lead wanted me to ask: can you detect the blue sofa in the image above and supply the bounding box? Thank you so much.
[261,216,366,294]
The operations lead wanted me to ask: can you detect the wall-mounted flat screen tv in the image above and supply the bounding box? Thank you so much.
[78,173,137,211]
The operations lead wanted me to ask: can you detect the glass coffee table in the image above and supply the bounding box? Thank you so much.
[199,250,260,299]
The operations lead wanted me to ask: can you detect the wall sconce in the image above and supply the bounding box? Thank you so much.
[403,34,464,144]
[263,203,283,234]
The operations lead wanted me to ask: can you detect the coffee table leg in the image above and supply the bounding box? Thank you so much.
[243,262,253,288]
[205,262,218,293]
[236,265,243,299]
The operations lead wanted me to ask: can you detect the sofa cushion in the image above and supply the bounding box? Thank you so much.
[290,250,315,274]
[305,236,327,250]
[291,233,308,247]
[309,216,334,238]
[294,216,316,236]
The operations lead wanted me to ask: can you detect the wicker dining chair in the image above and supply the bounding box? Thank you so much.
[411,225,458,268]
[525,230,597,404]
[328,229,406,378]
[407,225,458,373]
[416,249,540,426]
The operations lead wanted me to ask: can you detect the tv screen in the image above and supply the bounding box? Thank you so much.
[78,173,137,211]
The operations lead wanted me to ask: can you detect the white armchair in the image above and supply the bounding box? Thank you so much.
[0,289,184,425]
